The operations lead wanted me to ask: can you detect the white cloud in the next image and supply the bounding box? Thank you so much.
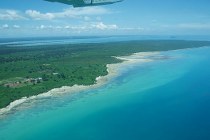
[2,24,9,28]
[0,7,111,21]
[0,7,112,21]
[26,7,111,20]
[25,10,55,20]
[34,22,147,34]
[0,24,22,29]
[55,26,62,29]
[0,9,26,20]
[40,25,45,29]
[13,25,20,28]
[36,22,118,31]
[36,25,53,29]
[61,7,111,16]
[84,16,91,21]
[91,22,118,30]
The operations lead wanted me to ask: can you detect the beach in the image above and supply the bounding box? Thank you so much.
[0,51,158,116]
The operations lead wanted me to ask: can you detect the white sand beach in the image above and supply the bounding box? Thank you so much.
[0,51,159,115]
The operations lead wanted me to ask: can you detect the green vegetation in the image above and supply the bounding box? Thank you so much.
[0,40,210,108]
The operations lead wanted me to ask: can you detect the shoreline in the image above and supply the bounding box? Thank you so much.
[0,51,158,116]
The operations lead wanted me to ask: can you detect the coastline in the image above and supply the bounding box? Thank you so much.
[0,51,158,116]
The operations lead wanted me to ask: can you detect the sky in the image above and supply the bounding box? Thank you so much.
[0,0,210,37]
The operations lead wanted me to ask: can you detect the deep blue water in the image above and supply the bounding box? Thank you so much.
[0,46,210,140]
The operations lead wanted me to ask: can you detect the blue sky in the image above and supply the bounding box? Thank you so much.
[0,0,210,37]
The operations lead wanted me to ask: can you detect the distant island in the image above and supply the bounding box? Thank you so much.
[1,40,210,109]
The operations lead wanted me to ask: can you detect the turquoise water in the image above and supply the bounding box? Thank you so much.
[0,47,210,140]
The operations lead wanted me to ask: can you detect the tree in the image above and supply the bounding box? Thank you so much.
[60,73,66,79]
[42,74,48,81]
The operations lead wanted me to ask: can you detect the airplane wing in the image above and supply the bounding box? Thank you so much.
[44,0,123,7]
[44,0,84,6]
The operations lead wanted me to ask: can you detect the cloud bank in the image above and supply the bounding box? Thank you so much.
[0,7,111,21]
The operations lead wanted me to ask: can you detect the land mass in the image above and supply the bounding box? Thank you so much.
[1,40,210,109]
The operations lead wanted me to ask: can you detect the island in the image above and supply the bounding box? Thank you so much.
[1,40,210,109]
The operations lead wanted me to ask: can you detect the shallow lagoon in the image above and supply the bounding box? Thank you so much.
[0,47,210,140]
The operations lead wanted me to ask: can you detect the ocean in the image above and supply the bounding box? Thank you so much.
[1,35,210,46]
[0,36,210,140]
